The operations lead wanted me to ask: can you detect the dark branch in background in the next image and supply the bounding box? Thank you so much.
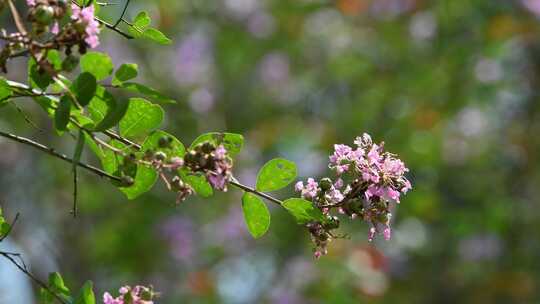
[0,214,69,304]
[113,0,131,28]
[0,130,122,182]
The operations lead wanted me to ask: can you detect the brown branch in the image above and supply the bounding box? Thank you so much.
[6,0,28,35]
[0,130,122,182]
[229,177,283,206]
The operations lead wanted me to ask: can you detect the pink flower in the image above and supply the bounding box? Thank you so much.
[383,227,391,240]
[51,22,60,35]
[26,0,35,6]
[71,4,101,48]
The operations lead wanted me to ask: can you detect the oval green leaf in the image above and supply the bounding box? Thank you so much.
[242,192,271,239]
[80,52,113,80]
[71,72,97,106]
[119,98,164,138]
[179,170,213,198]
[256,158,297,192]
[54,95,72,132]
[74,281,95,304]
[282,198,326,224]
[112,63,138,85]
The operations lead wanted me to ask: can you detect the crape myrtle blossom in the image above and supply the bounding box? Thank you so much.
[103,285,156,304]
[71,4,101,48]
[295,133,412,258]
[184,142,233,191]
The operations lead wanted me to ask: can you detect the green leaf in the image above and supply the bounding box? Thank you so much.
[54,95,72,132]
[80,52,113,81]
[48,272,70,296]
[120,165,158,200]
[87,86,113,124]
[143,28,172,45]
[256,158,297,192]
[28,57,52,90]
[74,281,95,304]
[129,11,151,37]
[0,77,12,102]
[134,11,151,28]
[0,207,9,237]
[92,96,129,132]
[112,63,138,86]
[120,82,176,104]
[119,98,164,138]
[180,170,213,198]
[142,130,186,158]
[190,132,244,157]
[242,192,271,238]
[282,198,326,224]
[47,50,62,70]
[71,72,97,106]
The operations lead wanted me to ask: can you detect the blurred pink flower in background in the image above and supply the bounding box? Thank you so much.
[522,0,540,15]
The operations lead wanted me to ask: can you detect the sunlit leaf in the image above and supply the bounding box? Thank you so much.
[120,82,176,104]
[256,158,297,192]
[119,98,164,138]
[80,52,113,81]
[74,281,95,304]
[282,198,326,224]
[112,63,138,86]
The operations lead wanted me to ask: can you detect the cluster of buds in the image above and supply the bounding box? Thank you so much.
[184,142,233,191]
[295,133,412,258]
[141,136,193,204]
[0,1,101,73]
[27,0,68,35]
[103,285,157,304]
[26,0,100,49]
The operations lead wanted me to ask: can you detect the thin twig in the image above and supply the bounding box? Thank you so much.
[9,102,43,132]
[0,251,69,304]
[0,213,20,242]
[6,0,28,35]
[113,0,131,28]
[229,177,283,206]
[0,130,122,182]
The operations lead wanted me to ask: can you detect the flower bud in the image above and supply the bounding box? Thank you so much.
[158,136,172,148]
[33,5,55,25]
[319,178,333,191]
[200,141,215,154]
[154,151,167,161]
[121,176,134,187]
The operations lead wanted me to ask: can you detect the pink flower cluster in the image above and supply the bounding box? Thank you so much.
[71,4,100,48]
[206,145,232,191]
[295,133,412,257]
[103,285,155,304]
[184,142,233,192]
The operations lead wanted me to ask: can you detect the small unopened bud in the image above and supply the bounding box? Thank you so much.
[319,178,333,191]
[121,176,134,187]
[158,136,172,148]
[200,142,215,153]
[169,157,184,169]
[154,151,167,161]
[33,5,55,25]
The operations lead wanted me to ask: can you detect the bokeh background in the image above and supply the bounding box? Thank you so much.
[2,0,540,303]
